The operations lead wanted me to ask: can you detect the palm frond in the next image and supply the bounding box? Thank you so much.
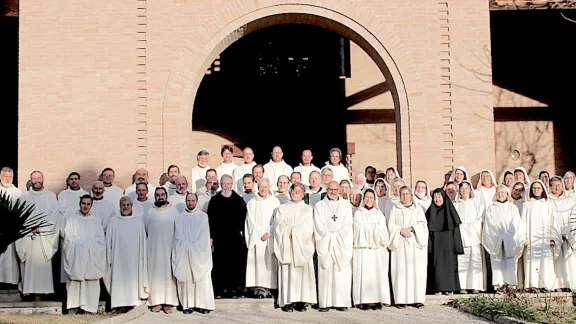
[0,191,49,256]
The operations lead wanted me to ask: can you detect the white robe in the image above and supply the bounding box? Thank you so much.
[313,197,353,309]
[453,198,485,291]
[233,162,256,193]
[133,199,154,226]
[388,203,428,305]
[163,182,177,196]
[482,201,525,286]
[264,160,293,192]
[245,194,280,289]
[215,162,238,179]
[352,207,391,305]
[58,188,89,216]
[549,194,576,289]
[104,185,124,206]
[321,163,350,183]
[293,164,321,186]
[63,212,106,313]
[521,198,562,290]
[0,183,22,285]
[382,195,400,219]
[172,208,215,310]
[273,201,317,307]
[191,164,211,193]
[168,192,187,213]
[414,195,432,214]
[476,186,495,213]
[16,189,59,294]
[146,203,179,306]
[196,192,212,213]
[104,214,149,308]
[125,183,156,202]
[91,199,116,233]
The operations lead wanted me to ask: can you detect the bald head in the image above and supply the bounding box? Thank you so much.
[243,147,254,163]
[135,168,149,182]
[327,181,340,200]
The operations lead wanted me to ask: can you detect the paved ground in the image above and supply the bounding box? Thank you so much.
[128,305,490,324]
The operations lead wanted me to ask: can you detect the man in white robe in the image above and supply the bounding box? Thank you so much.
[196,169,218,196]
[100,168,124,206]
[162,165,181,196]
[275,175,291,204]
[321,168,334,189]
[365,166,377,189]
[0,167,22,285]
[63,195,106,314]
[146,187,179,313]
[482,185,526,290]
[132,182,154,224]
[104,196,149,313]
[522,180,562,291]
[241,174,257,204]
[304,171,325,206]
[197,176,218,213]
[172,193,215,314]
[215,145,238,178]
[387,186,428,308]
[290,172,302,185]
[125,168,155,201]
[90,181,116,232]
[320,148,349,183]
[382,178,405,218]
[548,176,576,290]
[264,146,293,192]
[273,182,317,312]
[245,179,280,298]
[252,164,265,184]
[168,175,189,213]
[16,171,59,299]
[191,150,211,193]
[57,172,88,216]
[233,147,257,193]
[313,181,353,312]
[293,149,320,186]
[352,173,367,192]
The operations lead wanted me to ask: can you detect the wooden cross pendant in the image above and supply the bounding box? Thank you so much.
[332,214,338,222]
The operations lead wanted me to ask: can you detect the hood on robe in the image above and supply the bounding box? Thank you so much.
[374,178,390,198]
[513,167,531,186]
[413,180,431,201]
[475,169,497,190]
[509,180,526,202]
[359,188,379,210]
[448,166,469,184]
[563,171,575,191]
[492,184,514,203]
[384,167,401,185]
[526,179,549,201]
[426,188,462,232]
[455,180,476,201]
[388,177,406,199]
[501,170,513,185]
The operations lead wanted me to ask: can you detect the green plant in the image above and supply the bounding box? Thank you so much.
[0,191,49,256]
[451,296,542,322]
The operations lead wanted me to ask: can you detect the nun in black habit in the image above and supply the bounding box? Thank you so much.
[425,188,465,295]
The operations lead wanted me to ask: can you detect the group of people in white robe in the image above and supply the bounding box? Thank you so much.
[1,145,575,315]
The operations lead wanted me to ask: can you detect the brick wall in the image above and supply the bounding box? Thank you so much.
[19,0,494,192]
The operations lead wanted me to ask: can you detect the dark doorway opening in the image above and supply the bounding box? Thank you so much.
[0,12,19,184]
[193,24,349,166]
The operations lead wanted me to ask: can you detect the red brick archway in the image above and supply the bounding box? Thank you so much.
[160,3,423,185]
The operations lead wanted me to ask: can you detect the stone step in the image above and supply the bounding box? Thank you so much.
[0,301,106,314]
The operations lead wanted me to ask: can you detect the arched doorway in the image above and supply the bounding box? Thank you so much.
[160,7,416,183]
[193,24,350,166]
[189,19,400,175]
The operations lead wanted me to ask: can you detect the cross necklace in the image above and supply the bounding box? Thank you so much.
[327,200,340,222]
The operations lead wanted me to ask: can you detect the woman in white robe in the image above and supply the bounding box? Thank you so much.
[513,167,531,189]
[413,180,432,214]
[448,166,470,185]
[522,180,562,291]
[563,171,575,197]
[475,169,497,212]
[388,186,428,308]
[384,167,401,187]
[482,185,525,291]
[352,189,391,309]
[548,176,576,290]
[453,181,485,293]
[374,178,390,213]
[172,195,215,314]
